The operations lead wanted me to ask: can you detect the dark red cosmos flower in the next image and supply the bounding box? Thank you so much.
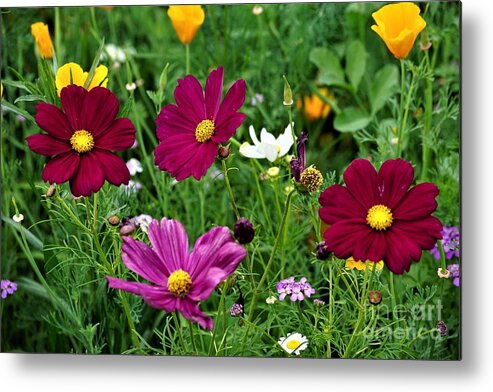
[154,66,246,181]
[318,158,442,274]
[26,85,136,197]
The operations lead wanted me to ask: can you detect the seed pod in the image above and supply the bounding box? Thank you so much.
[368,290,382,306]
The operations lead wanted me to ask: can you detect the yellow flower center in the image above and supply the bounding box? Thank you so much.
[167,269,192,297]
[366,204,393,231]
[195,119,215,143]
[299,166,324,192]
[287,339,301,350]
[70,130,94,153]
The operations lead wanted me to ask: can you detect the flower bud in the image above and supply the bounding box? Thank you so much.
[368,290,383,306]
[120,222,136,236]
[108,215,121,226]
[218,146,230,159]
[313,299,325,308]
[267,166,280,178]
[436,320,447,337]
[315,241,330,260]
[233,217,255,244]
[283,75,293,106]
[45,185,56,198]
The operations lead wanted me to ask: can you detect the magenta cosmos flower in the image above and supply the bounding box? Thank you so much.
[106,218,246,329]
[154,66,246,181]
[319,159,442,274]
[26,85,136,197]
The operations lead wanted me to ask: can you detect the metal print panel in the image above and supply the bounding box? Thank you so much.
[0,1,460,359]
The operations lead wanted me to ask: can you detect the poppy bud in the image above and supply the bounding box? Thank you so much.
[218,146,230,159]
[233,217,255,244]
[368,290,382,306]
[316,241,330,260]
[283,75,293,106]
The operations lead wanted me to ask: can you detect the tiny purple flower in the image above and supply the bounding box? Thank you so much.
[1,279,17,299]
[447,263,460,287]
[430,226,460,260]
[276,276,315,302]
[230,303,243,317]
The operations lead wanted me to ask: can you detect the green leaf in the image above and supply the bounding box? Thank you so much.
[334,107,371,133]
[118,93,134,118]
[369,64,399,116]
[346,40,367,91]
[1,101,35,124]
[14,94,47,104]
[309,47,345,86]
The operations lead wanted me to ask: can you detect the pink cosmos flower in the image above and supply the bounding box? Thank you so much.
[106,218,246,330]
[154,66,246,181]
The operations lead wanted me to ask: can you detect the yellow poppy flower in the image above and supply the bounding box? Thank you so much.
[30,22,54,59]
[55,62,108,96]
[345,257,384,271]
[167,5,205,45]
[371,2,426,60]
[297,88,332,122]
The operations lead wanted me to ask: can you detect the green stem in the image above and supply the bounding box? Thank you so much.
[208,285,227,355]
[173,312,187,353]
[54,7,61,63]
[221,159,241,220]
[241,190,294,354]
[188,320,197,354]
[185,44,190,75]
[420,52,433,182]
[288,106,297,158]
[397,60,417,157]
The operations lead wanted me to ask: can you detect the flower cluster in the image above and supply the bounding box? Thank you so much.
[1,279,17,299]
[276,277,315,302]
[447,264,460,287]
[430,226,460,260]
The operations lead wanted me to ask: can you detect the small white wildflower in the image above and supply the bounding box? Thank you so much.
[126,158,143,176]
[266,296,277,305]
[133,214,153,233]
[437,268,451,279]
[125,82,137,91]
[12,213,24,223]
[252,6,263,15]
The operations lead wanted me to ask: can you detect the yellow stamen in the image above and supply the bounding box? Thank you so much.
[287,339,301,350]
[366,204,393,231]
[167,269,192,297]
[195,119,215,143]
[70,130,94,153]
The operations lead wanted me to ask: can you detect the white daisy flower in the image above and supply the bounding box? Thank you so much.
[278,332,309,355]
[239,124,295,162]
[126,158,143,176]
